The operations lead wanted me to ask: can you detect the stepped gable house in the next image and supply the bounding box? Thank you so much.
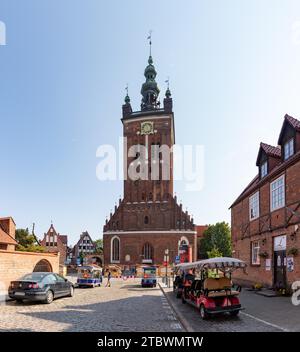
[40,224,68,265]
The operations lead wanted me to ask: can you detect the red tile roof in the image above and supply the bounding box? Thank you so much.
[260,142,281,158]
[231,151,300,208]
[0,227,17,245]
[232,114,300,208]
[256,142,281,166]
[285,114,300,130]
[278,114,300,144]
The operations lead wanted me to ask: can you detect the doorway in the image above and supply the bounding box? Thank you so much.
[273,236,287,289]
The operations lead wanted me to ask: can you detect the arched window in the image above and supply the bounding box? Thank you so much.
[111,236,120,262]
[142,243,153,260]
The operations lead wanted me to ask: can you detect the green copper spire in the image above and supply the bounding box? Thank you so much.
[140,55,160,110]
[140,34,160,111]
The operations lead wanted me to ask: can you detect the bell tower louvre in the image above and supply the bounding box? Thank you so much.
[103,43,197,274]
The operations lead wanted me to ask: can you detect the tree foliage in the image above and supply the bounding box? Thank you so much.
[94,238,103,254]
[199,222,232,259]
[15,228,45,253]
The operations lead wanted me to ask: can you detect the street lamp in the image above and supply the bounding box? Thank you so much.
[164,249,169,286]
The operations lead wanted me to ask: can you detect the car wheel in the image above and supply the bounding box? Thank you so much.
[68,286,74,297]
[200,304,208,320]
[44,290,54,304]
[15,299,23,303]
[230,310,239,317]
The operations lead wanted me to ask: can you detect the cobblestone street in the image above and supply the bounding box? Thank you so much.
[0,279,183,332]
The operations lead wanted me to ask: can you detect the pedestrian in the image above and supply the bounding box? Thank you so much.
[105,271,111,287]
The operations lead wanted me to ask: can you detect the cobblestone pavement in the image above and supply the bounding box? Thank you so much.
[0,279,183,332]
[162,285,300,332]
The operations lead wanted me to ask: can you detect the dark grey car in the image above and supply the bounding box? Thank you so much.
[8,272,74,304]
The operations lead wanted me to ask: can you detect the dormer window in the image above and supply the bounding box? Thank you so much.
[284,138,294,160]
[261,161,268,178]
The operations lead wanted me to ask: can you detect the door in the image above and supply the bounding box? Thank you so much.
[274,250,286,289]
[55,274,69,295]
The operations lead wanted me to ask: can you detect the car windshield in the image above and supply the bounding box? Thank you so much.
[19,273,47,282]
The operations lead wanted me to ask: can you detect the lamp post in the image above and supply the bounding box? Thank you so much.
[164,249,169,286]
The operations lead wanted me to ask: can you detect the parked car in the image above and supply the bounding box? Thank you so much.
[8,272,74,304]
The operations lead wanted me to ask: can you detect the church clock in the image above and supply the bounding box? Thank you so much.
[140,121,154,135]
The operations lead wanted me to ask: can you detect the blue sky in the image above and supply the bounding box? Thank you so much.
[1,1,300,245]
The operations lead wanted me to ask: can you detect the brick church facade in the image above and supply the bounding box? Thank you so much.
[231,114,300,289]
[103,48,197,273]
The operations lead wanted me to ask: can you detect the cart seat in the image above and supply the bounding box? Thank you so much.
[207,290,240,297]
[204,278,239,297]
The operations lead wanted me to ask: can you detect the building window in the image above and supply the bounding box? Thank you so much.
[270,175,285,211]
[284,138,294,160]
[144,216,149,224]
[251,241,260,265]
[261,161,268,178]
[249,192,259,220]
[142,242,153,260]
[111,236,120,262]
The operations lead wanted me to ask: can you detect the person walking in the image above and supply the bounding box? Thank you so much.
[105,271,112,287]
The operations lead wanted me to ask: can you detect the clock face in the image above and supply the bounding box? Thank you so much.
[141,121,154,135]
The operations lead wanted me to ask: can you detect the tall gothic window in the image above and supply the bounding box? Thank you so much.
[142,242,153,260]
[111,237,120,262]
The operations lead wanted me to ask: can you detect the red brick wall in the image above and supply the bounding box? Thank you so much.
[0,250,60,292]
[232,157,300,287]
[103,231,197,269]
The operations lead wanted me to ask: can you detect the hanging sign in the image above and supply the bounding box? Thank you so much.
[287,257,294,272]
[274,235,287,251]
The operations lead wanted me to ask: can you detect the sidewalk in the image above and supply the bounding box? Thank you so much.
[159,281,300,332]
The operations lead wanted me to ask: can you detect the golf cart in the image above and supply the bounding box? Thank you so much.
[176,257,247,319]
[141,266,157,288]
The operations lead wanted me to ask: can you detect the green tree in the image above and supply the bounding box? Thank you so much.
[15,228,45,253]
[207,246,223,258]
[94,239,103,254]
[199,222,232,259]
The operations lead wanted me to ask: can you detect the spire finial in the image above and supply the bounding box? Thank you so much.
[124,83,130,104]
[147,30,152,56]
[165,76,171,98]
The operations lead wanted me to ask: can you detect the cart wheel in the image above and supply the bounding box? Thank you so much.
[200,304,208,320]
[230,310,239,317]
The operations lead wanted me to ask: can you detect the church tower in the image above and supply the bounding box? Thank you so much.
[103,43,197,274]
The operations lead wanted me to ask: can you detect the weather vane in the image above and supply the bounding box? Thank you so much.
[147,30,152,55]
[125,83,129,96]
[165,76,170,89]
